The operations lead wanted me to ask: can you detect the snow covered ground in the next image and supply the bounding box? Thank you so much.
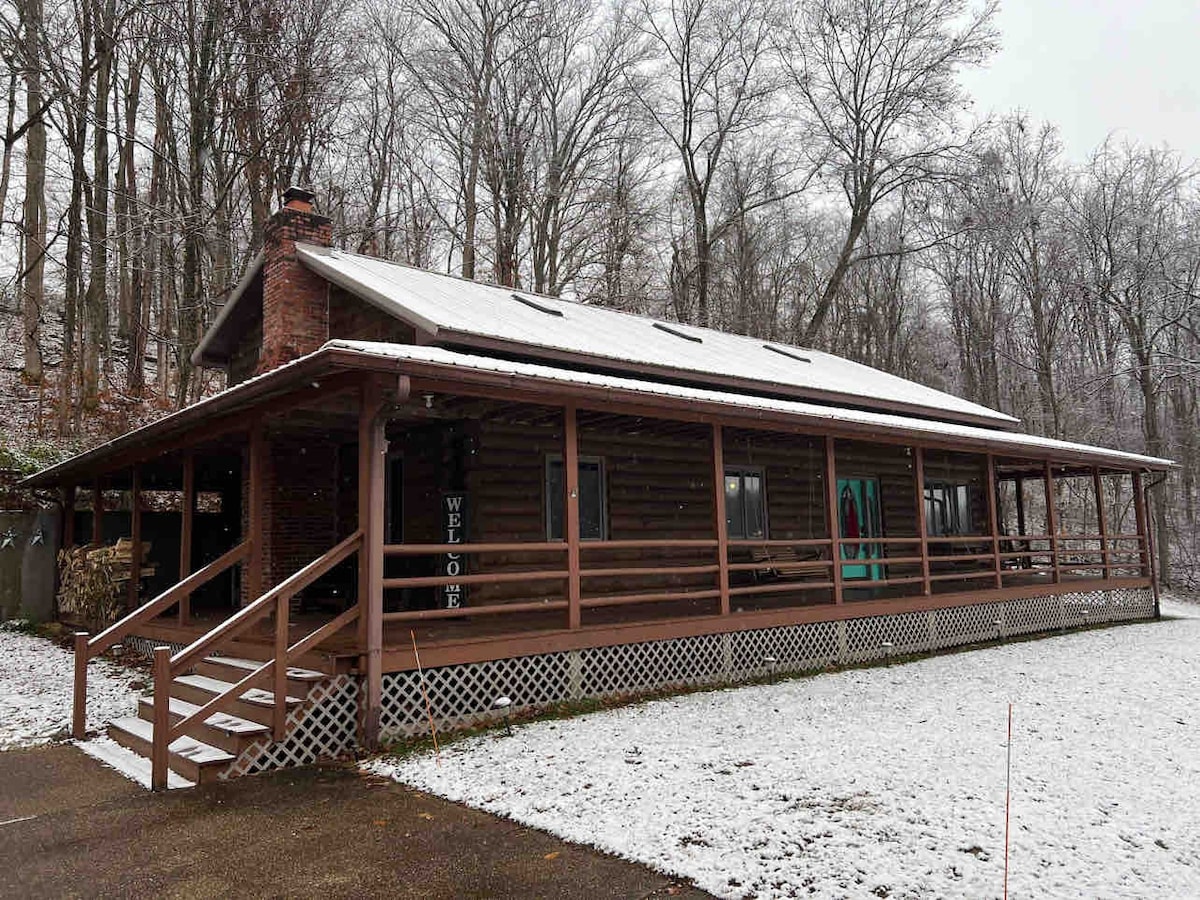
[370,599,1200,899]
[0,626,144,750]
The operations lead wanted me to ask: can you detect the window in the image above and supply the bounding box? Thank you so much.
[546,456,607,540]
[725,468,766,539]
[924,482,971,536]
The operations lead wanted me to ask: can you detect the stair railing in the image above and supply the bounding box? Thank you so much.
[73,540,252,740]
[150,530,364,790]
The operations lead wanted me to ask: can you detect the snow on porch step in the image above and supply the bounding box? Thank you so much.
[142,696,269,737]
[205,656,326,682]
[111,716,235,765]
[174,673,305,708]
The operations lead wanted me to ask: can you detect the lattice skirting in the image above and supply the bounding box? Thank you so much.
[222,675,359,779]
[378,587,1155,740]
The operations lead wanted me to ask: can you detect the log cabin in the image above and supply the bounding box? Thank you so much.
[24,188,1172,789]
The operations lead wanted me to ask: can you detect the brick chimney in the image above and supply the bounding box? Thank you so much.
[258,186,333,374]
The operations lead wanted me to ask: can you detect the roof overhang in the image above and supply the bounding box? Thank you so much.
[23,341,1174,490]
[191,251,265,368]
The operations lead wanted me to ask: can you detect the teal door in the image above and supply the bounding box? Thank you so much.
[838,477,884,580]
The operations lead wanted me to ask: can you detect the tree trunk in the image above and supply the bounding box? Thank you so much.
[20,0,46,383]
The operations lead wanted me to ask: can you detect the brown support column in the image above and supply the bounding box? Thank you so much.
[128,468,142,612]
[985,454,1002,589]
[1044,461,1060,583]
[359,379,388,747]
[247,420,266,604]
[564,403,582,629]
[62,485,76,551]
[179,453,195,624]
[1093,467,1111,580]
[91,482,103,546]
[711,424,730,615]
[823,436,843,604]
[1132,471,1151,580]
[1014,476,1028,568]
[913,447,931,596]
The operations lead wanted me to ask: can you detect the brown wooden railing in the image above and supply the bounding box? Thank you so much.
[72,540,251,740]
[374,529,1151,631]
[147,530,364,789]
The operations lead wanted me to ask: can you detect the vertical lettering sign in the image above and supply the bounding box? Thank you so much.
[439,492,468,609]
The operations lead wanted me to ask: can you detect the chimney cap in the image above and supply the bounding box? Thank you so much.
[282,185,317,212]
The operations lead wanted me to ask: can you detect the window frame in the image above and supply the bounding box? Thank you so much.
[545,453,608,541]
[923,480,973,537]
[724,466,768,540]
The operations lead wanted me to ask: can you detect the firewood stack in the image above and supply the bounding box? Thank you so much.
[57,539,156,629]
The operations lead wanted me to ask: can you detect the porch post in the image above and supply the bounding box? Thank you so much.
[62,485,76,550]
[985,454,1002,589]
[1132,471,1151,580]
[1092,467,1110,580]
[913,447,931,595]
[564,403,582,629]
[1014,476,1028,568]
[179,452,195,624]
[128,467,142,612]
[711,424,730,615]
[91,482,103,546]
[1043,461,1060,583]
[823,436,843,604]
[247,420,266,604]
[359,379,387,746]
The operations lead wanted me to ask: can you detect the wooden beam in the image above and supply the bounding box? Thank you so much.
[986,454,1002,588]
[1132,471,1150,581]
[564,403,582,629]
[91,482,103,546]
[914,448,931,595]
[1044,461,1060,583]
[711,424,731,615]
[128,468,142,612]
[178,453,195,624]
[823,435,843,604]
[363,381,388,748]
[247,420,266,605]
[1093,467,1111,581]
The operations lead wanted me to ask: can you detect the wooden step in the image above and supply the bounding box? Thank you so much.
[171,674,305,728]
[192,656,326,698]
[108,716,235,784]
[137,696,269,755]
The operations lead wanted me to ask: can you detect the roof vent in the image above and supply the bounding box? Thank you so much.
[511,293,564,317]
[763,343,811,363]
[653,321,703,343]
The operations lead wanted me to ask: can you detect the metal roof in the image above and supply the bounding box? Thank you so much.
[292,244,1021,431]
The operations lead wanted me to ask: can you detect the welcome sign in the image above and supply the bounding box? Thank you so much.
[438,492,468,609]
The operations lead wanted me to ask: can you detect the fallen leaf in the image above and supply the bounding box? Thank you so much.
[417,812,434,820]
[373,819,387,827]
[544,851,560,860]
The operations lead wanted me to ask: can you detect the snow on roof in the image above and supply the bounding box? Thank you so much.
[329,340,1173,470]
[294,244,1020,430]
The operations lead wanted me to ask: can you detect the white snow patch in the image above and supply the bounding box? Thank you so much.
[369,598,1200,899]
[75,736,195,790]
[0,630,145,750]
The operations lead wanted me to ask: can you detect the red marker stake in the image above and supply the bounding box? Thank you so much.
[1004,702,1013,900]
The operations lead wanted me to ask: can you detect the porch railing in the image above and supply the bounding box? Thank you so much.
[148,529,364,789]
[375,530,1151,633]
[73,539,251,740]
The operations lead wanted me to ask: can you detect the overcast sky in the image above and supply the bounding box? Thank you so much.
[958,0,1200,161]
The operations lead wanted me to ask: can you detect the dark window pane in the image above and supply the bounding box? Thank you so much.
[744,474,764,539]
[579,461,604,540]
[725,473,744,539]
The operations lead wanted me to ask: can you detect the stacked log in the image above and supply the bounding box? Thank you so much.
[57,539,155,629]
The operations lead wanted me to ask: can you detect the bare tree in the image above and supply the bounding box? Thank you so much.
[782,0,998,344]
